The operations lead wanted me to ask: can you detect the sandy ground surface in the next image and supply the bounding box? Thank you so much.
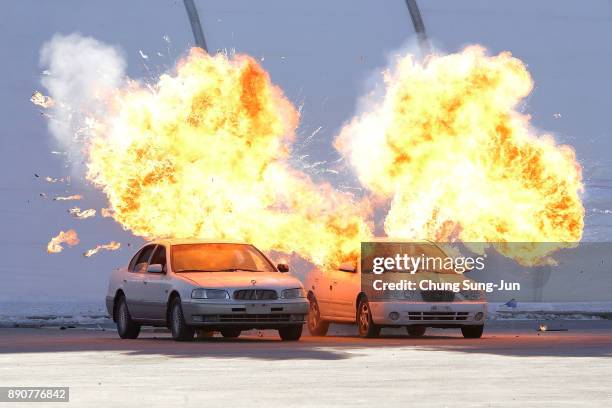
[0,321,611,407]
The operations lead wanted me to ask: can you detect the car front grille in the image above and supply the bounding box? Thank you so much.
[233,289,278,300]
[218,314,291,323]
[407,312,469,321]
[420,290,455,302]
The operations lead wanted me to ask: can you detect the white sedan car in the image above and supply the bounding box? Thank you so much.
[106,239,308,341]
[305,242,486,338]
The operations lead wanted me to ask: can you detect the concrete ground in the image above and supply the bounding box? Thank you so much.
[0,321,611,407]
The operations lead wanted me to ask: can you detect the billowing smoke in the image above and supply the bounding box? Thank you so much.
[39,33,126,174]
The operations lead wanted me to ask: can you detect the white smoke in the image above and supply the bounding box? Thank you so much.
[39,33,126,175]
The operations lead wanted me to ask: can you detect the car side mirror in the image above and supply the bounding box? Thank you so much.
[277,263,289,272]
[147,263,164,274]
[338,262,356,273]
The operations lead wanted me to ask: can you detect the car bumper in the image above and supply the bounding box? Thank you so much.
[182,299,309,329]
[369,301,486,327]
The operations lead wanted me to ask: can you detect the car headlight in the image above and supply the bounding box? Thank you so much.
[191,288,230,299]
[281,288,306,299]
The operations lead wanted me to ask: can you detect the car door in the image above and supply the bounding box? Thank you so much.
[313,267,334,319]
[332,265,361,320]
[141,244,171,322]
[123,244,156,320]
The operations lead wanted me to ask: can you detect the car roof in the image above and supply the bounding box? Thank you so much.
[144,238,251,246]
[362,238,433,244]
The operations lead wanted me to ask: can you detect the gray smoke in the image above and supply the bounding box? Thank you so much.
[40,33,126,175]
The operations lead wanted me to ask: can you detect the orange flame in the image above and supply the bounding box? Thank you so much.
[47,229,79,253]
[86,49,371,267]
[335,46,584,264]
[83,241,121,257]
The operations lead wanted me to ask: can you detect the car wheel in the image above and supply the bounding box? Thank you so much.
[278,325,303,341]
[357,298,380,338]
[220,328,242,338]
[170,297,194,341]
[461,325,484,338]
[116,296,140,339]
[307,294,329,336]
[407,326,426,337]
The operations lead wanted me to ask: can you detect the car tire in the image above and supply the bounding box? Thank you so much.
[407,326,426,337]
[220,328,242,338]
[461,325,484,338]
[278,325,303,341]
[116,296,141,339]
[357,298,380,338]
[170,297,194,341]
[307,294,329,336]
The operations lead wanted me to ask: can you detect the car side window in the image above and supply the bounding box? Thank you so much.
[149,245,167,272]
[128,249,142,272]
[132,245,156,273]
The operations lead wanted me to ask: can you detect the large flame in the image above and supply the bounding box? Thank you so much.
[335,46,584,263]
[86,48,371,266]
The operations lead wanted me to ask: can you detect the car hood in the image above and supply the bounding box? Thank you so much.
[176,271,303,290]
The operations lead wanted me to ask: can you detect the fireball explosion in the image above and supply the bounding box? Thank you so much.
[39,38,583,266]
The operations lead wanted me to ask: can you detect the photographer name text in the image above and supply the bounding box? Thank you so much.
[372,279,520,293]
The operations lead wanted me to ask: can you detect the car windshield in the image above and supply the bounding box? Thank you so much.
[171,243,276,273]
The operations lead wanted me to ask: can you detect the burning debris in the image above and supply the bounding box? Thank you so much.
[68,207,96,219]
[537,324,568,332]
[100,208,113,218]
[34,173,69,184]
[83,241,121,257]
[45,176,69,184]
[30,91,54,108]
[53,195,82,201]
[47,229,79,253]
[335,46,584,265]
